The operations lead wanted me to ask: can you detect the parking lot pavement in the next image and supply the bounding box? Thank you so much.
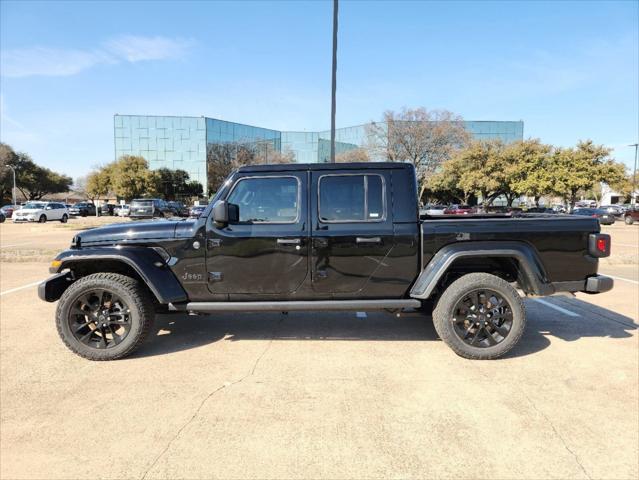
[0,222,637,479]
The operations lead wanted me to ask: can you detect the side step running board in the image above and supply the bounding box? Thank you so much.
[169,299,421,313]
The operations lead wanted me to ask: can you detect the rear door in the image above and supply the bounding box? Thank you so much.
[205,172,309,295]
[310,170,394,294]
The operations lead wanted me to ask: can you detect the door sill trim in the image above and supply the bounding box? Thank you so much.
[169,299,421,313]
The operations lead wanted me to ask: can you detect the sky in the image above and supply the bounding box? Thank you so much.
[1,0,638,180]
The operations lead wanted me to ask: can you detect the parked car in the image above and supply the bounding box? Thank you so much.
[525,207,556,214]
[13,201,68,223]
[100,203,117,216]
[421,204,447,216]
[116,204,131,217]
[1,204,19,218]
[623,205,639,225]
[600,205,624,217]
[69,202,97,217]
[444,204,475,215]
[39,162,613,361]
[0,211,5,223]
[168,201,190,217]
[189,205,206,218]
[575,200,597,208]
[129,198,173,219]
[572,208,615,225]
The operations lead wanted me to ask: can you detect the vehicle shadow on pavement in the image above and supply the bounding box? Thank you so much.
[130,301,637,360]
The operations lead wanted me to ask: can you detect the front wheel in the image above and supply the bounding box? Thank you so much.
[625,216,634,225]
[432,272,526,360]
[56,273,155,360]
[38,214,47,223]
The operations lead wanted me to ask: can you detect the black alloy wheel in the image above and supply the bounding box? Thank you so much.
[56,273,154,360]
[68,290,132,350]
[432,272,526,360]
[451,289,513,348]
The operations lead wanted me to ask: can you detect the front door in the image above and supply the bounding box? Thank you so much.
[310,170,394,294]
[205,172,309,295]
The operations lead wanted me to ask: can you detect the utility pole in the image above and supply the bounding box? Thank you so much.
[630,143,638,205]
[330,0,338,163]
[7,165,17,205]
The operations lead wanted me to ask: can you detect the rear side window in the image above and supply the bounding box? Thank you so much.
[227,176,300,223]
[319,174,385,222]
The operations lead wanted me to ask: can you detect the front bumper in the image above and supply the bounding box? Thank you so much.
[38,271,73,302]
[13,216,36,222]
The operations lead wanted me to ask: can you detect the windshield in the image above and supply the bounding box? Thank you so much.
[23,202,46,209]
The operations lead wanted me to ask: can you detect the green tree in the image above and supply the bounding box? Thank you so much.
[504,139,553,206]
[0,143,72,200]
[454,140,509,206]
[85,166,113,201]
[154,168,204,200]
[548,141,624,209]
[110,155,158,199]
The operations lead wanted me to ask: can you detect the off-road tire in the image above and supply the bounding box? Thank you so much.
[432,272,526,360]
[38,214,47,223]
[60,214,68,223]
[625,216,634,225]
[56,273,155,360]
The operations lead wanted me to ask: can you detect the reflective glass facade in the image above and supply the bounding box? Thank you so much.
[114,115,523,196]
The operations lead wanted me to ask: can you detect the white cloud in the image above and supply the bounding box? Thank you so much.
[0,35,193,78]
[103,35,193,62]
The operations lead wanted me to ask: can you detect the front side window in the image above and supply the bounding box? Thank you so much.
[227,176,299,223]
[319,174,385,222]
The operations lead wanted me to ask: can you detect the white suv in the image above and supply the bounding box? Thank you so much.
[13,201,69,223]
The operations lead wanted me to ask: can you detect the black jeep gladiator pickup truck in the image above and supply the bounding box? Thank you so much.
[39,162,613,360]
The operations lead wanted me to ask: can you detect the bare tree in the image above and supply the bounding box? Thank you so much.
[335,148,370,163]
[366,107,470,200]
[206,142,295,194]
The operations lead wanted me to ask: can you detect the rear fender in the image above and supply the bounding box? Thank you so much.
[43,247,187,304]
[410,241,551,299]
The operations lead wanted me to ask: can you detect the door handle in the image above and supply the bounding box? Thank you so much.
[356,236,382,244]
[277,238,302,246]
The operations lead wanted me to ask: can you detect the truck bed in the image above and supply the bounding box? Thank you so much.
[420,214,600,283]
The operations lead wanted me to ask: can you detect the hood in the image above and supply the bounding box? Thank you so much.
[76,219,194,246]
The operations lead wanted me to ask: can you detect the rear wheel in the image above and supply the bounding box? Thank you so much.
[60,214,68,223]
[56,273,154,360]
[432,272,525,360]
[38,214,47,223]
[625,215,634,225]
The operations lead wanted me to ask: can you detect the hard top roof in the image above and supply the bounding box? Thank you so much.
[237,161,414,173]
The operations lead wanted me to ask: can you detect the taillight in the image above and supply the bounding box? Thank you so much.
[588,233,611,257]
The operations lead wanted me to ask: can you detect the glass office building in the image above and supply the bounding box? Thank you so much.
[114,115,523,196]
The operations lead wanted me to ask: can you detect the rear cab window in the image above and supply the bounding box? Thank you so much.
[318,174,385,223]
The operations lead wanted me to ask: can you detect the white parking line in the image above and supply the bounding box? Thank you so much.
[533,298,580,317]
[604,274,639,285]
[0,242,33,249]
[0,280,42,296]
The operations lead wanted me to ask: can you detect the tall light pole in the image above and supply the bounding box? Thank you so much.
[630,143,638,204]
[330,0,338,163]
[6,165,17,205]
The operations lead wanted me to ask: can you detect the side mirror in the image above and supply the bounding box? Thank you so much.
[46,206,53,210]
[212,200,228,225]
[212,200,239,225]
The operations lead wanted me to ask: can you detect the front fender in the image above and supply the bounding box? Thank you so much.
[410,241,551,299]
[44,246,188,304]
